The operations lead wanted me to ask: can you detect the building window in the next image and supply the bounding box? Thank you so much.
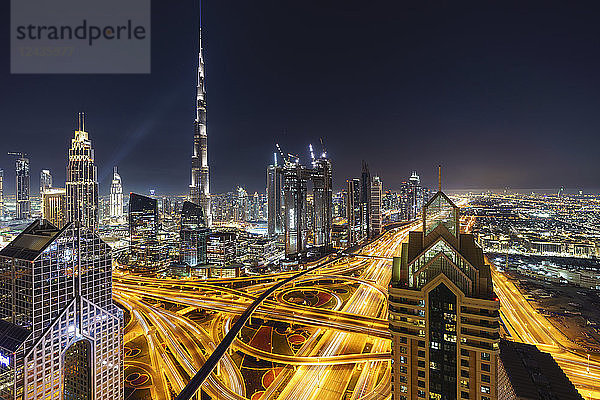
[481,385,490,394]
[481,363,490,372]
[481,352,491,361]
[481,374,490,383]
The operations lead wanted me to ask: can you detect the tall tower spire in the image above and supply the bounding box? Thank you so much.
[190,1,211,226]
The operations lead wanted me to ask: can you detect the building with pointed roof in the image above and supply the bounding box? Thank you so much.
[390,188,500,400]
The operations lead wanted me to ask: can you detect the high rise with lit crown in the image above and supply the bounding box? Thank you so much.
[0,219,123,399]
[190,10,212,226]
[110,166,124,220]
[66,113,99,231]
[370,176,382,237]
[389,187,500,400]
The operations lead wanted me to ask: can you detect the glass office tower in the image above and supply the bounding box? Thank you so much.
[129,193,164,270]
[179,201,209,267]
[0,220,123,400]
[14,154,31,220]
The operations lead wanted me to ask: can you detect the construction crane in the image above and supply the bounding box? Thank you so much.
[275,143,299,165]
[319,138,328,158]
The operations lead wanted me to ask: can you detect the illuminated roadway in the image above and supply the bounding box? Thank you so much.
[114,209,600,399]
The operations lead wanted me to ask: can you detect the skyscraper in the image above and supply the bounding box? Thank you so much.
[8,152,30,220]
[346,178,364,245]
[389,189,500,400]
[370,176,382,237]
[110,166,124,221]
[235,186,249,222]
[408,171,423,220]
[267,159,284,236]
[0,169,3,219]
[0,219,123,399]
[39,169,52,195]
[312,155,333,248]
[129,193,162,270]
[190,11,212,226]
[179,201,209,268]
[360,161,371,237]
[283,162,309,254]
[251,192,260,221]
[66,113,99,231]
[42,187,67,228]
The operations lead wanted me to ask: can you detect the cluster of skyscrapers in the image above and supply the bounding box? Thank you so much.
[346,161,384,246]
[381,172,430,222]
[266,146,333,255]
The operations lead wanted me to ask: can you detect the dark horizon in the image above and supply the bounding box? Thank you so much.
[2,1,600,196]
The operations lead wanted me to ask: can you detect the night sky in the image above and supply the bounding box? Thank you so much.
[1,1,600,195]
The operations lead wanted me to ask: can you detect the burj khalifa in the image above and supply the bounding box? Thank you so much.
[190,7,212,226]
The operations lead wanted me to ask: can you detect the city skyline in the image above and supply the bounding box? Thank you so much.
[2,2,600,399]
[2,1,600,194]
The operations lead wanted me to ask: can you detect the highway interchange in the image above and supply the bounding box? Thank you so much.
[114,213,600,399]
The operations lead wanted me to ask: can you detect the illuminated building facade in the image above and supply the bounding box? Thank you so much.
[370,176,382,237]
[39,169,52,195]
[346,178,365,245]
[9,153,30,220]
[129,193,162,270]
[234,187,249,222]
[311,156,332,248]
[190,12,212,226]
[179,201,209,267]
[282,162,308,254]
[267,160,284,235]
[206,231,236,266]
[42,188,67,229]
[66,113,99,232]
[389,190,500,400]
[0,219,123,400]
[109,167,124,221]
[0,169,3,219]
[408,172,424,221]
[360,161,371,237]
[267,149,333,255]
